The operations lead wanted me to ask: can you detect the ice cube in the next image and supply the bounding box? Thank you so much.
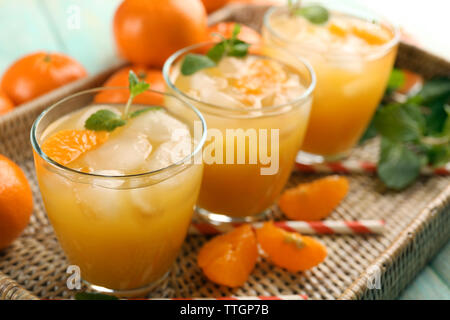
[79,131,153,173]
[91,170,126,188]
[73,183,125,219]
[217,57,246,77]
[129,186,163,217]
[145,138,192,172]
[126,109,191,143]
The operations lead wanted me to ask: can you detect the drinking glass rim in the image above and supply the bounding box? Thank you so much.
[30,86,207,179]
[263,4,401,60]
[163,41,316,113]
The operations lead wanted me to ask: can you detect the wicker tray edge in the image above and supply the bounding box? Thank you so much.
[1,4,450,300]
[340,185,450,299]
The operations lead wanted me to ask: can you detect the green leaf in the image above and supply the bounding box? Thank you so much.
[207,42,226,63]
[85,109,126,132]
[129,106,162,118]
[181,54,216,76]
[228,40,250,58]
[130,82,150,98]
[374,104,425,142]
[377,138,421,190]
[231,23,241,39]
[442,106,450,136]
[386,69,405,93]
[427,143,450,167]
[426,98,448,135]
[294,5,329,24]
[75,292,119,300]
[128,70,139,90]
[412,77,450,105]
[128,71,150,98]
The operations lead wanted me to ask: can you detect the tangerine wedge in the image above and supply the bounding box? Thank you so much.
[278,175,349,221]
[351,23,391,45]
[197,224,258,287]
[256,221,327,272]
[328,21,349,37]
[41,130,109,166]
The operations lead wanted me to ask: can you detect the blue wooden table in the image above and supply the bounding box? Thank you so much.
[0,0,448,300]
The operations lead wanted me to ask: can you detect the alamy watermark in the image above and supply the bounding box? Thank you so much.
[366,265,381,290]
[171,121,280,175]
[67,5,81,30]
[66,265,81,290]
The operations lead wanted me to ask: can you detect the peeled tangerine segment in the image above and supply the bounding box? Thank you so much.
[351,23,391,45]
[41,130,109,166]
[197,224,258,287]
[327,20,349,37]
[256,221,327,272]
[278,175,349,221]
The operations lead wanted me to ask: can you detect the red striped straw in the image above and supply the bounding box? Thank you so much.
[295,160,450,175]
[189,220,385,236]
[151,295,308,300]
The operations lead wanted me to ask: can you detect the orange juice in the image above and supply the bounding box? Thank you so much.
[165,44,315,222]
[263,4,399,161]
[31,88,205,296]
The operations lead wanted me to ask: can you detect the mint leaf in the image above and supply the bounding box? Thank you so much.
[181,24,250,75]
[128,70,139,90]
[228,40,250,57]
[129,106,162,118]
[207,42,226,64]
[374,104,425,142]
[427,143,450,167]
[377,138,421,190]
[128,71,150,98]
[412,77,450,105]
[75,292,119,300]
[294,5,329,24]
[425,97,449,135]
[85,109,126,132]
[181,54,216,76]
[231,23,241,39]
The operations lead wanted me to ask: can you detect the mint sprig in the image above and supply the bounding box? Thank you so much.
[361,71,450,190]
[84,109,126,132]
[180,24,250,76]
[85,71,153,132]
[288,1,329,24]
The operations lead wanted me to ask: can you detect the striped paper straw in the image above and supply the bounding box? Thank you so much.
[295,160,450,175]
[151,295,308,300]
[189,220,385,236]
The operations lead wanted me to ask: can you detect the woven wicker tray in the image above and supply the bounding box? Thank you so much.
[1,4,449,300]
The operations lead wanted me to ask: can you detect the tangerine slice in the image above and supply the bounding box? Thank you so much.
[197,224,258,287]
[351,23,391,45]
[256,221,327,272]
[278,175,349,221]
[327,20,349,37]
[41,130,109,166]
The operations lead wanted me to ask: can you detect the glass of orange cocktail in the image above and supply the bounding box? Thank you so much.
[164,43,315,223]
[31,87,206,296]
[263,0,399,163]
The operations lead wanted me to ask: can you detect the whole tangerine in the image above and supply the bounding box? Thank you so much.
[113,0,208,68]
[201,0,229,13]
[94,66,165,105]
[0,91,14,116]
[0,154,33,250]
[1,52,87,105]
